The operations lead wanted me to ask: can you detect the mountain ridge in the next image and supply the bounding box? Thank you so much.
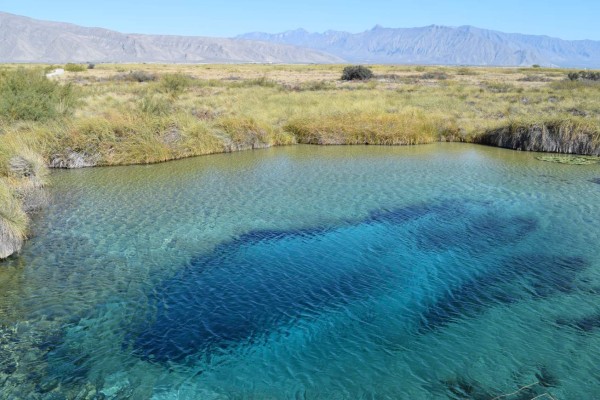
[2,11,599,67]
[238,25,600,68]
[0,12,342,63]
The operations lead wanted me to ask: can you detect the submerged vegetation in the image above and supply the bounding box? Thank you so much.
[0,63,599,258]
[536,154,600,165]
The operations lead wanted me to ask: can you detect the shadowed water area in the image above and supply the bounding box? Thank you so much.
[1,143,600,399]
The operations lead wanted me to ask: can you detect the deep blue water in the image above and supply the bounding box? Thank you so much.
[1,144,599,399]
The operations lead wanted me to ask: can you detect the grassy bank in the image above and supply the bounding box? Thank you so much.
[1,64,599,257]
[3,63,600,165]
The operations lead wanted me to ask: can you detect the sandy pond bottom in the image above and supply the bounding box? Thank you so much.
[1,143,600,399]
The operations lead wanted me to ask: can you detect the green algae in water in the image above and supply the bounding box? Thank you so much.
[536,154,600,165]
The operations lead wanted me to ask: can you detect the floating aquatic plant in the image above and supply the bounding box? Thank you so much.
[535,155,600,165]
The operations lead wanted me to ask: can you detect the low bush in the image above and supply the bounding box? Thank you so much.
[568,71,600,81]
[421,72,448,80]
[518,75,551,82]
[43,65,60,74]
[160,73,192,97]
[482,81,517,93]
[234,77,280,88]
[341,65,374,81]
[0,68,78,121]
[113,71,157,83]
[64,63,87,72]
[138,94,173,116]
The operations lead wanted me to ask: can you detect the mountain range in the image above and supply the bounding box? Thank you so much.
[1,11,599,67]
[0,12,341,64]
[239,25,600,68]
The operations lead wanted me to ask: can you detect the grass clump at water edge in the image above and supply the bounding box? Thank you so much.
[285,110,441,145]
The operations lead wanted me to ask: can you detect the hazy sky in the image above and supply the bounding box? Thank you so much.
[2,0,599,40]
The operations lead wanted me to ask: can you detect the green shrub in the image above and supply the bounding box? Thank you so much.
[233,77,280,88]
[568,71,600,81]
[0,68,78,121]
[138,94,173,116]
[341,65,374,81]
[64,63,87,72]
[43,65,60,74]
[160,73,192,97]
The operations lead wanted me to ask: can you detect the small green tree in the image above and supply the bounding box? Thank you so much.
[341,65,374,81]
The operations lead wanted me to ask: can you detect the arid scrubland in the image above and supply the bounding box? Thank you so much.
[1,63,599,256]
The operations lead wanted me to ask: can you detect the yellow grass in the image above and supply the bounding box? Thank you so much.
[1,63,598,167]
[1,63,599,254]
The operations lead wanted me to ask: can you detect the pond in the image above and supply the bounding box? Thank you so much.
[1,143,600,399]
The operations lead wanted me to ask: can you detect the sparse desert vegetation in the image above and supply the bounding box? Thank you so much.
[1,63,599,255]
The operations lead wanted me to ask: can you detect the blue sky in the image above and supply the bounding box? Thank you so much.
[2,0,599,40]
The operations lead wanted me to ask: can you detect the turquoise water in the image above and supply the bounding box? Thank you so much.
[1,143,600,399]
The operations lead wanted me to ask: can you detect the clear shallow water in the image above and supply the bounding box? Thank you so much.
[1,143,600,399]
